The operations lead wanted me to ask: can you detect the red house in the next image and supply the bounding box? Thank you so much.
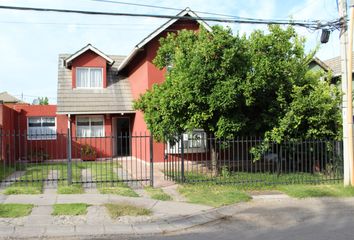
[0,8,211,163]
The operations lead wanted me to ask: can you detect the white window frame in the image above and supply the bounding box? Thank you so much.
[166,130,207,154]
[76,115,105,138]
[27,117,57,140]
[76,67,103,89]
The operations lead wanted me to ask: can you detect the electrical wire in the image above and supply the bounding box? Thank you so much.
[0,5,342,31]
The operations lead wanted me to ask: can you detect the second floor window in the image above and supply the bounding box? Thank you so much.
[76,67,103,88]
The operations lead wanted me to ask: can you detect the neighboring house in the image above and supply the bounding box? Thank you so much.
[0,92,63,162]
[55,8,211,162]
[309,57,331,73]
[0,91,24,105]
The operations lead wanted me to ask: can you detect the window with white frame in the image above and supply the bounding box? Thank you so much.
[76,116,104,137]
[166,130,207,154]
[76,67,103,88]
[28,117,56,140]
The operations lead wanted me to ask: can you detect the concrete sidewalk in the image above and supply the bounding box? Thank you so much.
[0,192,220,239]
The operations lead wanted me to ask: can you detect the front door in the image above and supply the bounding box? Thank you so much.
[116,118,130,156]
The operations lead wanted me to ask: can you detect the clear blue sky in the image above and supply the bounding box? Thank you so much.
[0,0,341,104]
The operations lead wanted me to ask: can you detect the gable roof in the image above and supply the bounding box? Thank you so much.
[310,57,330,72]
[57,54,134,115]
[0,92,24,104]
[64,44,115,68]
[118,7,212,71]
[324,54,354,77]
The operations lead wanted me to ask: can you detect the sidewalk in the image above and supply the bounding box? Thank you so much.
[0,192,218,239]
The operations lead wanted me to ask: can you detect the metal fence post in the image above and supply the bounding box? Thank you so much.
[67,118,72,185]
[150,134,154,187]
[181,135,185,183]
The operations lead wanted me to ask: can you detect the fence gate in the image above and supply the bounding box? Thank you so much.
[164,134,344,186]
[0,130,153,191]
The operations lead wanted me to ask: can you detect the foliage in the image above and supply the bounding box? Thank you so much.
[37,97,49,105]
[134,25,341,144]
[28,148,49,162]
[135,26,250,141]
[80,144,96,159]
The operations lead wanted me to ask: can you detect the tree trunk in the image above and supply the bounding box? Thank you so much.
[210,138,219,176]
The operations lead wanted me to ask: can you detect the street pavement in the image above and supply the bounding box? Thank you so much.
[127,197,354,240]
[1,192,354,239]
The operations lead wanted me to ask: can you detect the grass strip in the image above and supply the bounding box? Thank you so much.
[144,186,172,201]
[277,184,354,198]
[104,203,151,218]
[178,184,251,207]
[0,204,34,218]
[52,203,89,216]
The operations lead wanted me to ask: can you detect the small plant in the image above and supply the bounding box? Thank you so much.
[80,144,96,161]
[220,165,230,178]
[27,148,49,162]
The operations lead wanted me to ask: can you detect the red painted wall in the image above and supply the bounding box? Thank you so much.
[127,19,201,162]
[71,50,108,88]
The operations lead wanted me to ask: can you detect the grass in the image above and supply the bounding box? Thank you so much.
[3,184,42,195]
[176,171,326,187]
[0,204,34,218]
[91,162,138,197]
[52,203,89,216]
[57,184,85,194]
[104,203,151,218]
[99,185,139,197]
[144,186,172,201]
[0,164,15,181]
[277,184,354,198]
[178,184,251,207]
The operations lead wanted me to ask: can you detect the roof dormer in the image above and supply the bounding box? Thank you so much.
[64,44,114,89]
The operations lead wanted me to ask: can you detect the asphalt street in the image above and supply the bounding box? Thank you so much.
[102,198,354,240]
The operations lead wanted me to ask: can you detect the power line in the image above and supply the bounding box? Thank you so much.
[88,0,258,20]
[0,5,341,30]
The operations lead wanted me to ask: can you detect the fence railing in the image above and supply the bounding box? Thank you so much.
[164,136,343,186]
[0,130,153,189]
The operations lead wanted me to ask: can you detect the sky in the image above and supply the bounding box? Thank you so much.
[0,0,342,104]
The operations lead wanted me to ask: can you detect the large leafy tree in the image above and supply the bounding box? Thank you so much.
[134,25,341,162]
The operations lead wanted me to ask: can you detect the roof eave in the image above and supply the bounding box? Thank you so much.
[64,44,115,68]
[118,8,212,72]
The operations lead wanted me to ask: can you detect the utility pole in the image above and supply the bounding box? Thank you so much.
[349,0,354,186]
[339,0,351,186]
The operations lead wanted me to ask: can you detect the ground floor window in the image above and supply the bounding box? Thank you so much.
[167,129,207,153]
[28,117,56,140]
[76,116,104,137]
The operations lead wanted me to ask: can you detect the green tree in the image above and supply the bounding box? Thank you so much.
[134,25,341,171]
[38,97,49,105]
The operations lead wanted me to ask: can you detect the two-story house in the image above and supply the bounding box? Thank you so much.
[55,8,211,162]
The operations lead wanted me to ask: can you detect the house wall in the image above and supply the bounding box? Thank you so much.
[69,114,112,159]
[127,19,201,162]
[71,50,108,88]
[0,104,19,162]
[0,104,68,162]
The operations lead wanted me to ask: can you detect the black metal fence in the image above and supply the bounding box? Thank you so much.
[164,135,343,186]
[0,130,153,190]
